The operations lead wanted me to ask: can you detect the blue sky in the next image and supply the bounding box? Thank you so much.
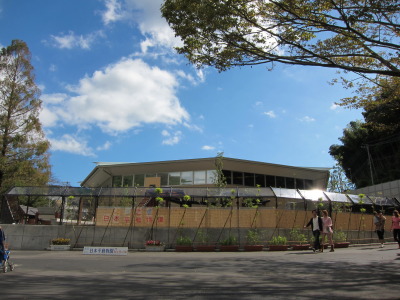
[0,0,363,186]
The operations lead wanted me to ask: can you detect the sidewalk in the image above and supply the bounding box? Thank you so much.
[2,244,399,299]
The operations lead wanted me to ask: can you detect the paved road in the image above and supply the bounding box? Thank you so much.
[1,244,399,300]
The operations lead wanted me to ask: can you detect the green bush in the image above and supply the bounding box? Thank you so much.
[51,238,70,245]
[246,229,262,245]
[221,235,238,245]
[289,229,308,244]
[269,235,287,245]
[176,236,192,246]
[334,230,348,243]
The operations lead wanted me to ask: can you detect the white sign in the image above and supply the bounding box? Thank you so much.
[83,246,128,256]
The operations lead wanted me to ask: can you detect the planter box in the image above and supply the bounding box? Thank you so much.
[175,245,193,252]
[219,245,239,252]
[196,245,216,252]
[268,245,289,251]
[244,245,264,251]
[50,245,71,251]
[145,245,165,252]
[334,242,350,248]
[291,244,310,251]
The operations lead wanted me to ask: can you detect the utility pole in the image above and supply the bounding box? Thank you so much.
[363,144,375,185]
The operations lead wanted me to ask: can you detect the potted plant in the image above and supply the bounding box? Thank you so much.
[50,238,71,251]
[244,229,264,251]
[289,229,310,250]
[145,240,165,252]
[219,235,239,252]
[195,229,215,252]
[268,235,289,251]
[334,230,350,248]
[175,235,193,252]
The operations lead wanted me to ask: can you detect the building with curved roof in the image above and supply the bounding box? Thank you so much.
[81,157,330,190]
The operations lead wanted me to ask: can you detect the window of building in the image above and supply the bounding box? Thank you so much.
[206,170,216,184]
[194,171,206,185]
[286,177,295,189]
[265,175,275,187]
[169,172,181,185]
[244,172,255,186]
[158,173,169,186]
[123,175,133,187]
[233,171,243,185]
[134,174,144,187]
[222,170,232,185]
[296,178,305,189]
[255,174,265,187]
[112,176,122,187]
[305,179,313,189]
[181,171,193,185]
[276,176,285,188]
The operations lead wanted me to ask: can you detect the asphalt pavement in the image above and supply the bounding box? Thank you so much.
[1,244,399,300]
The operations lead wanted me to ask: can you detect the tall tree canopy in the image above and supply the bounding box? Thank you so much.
[0,40,51,195]
[162,0,400,100]
[329,77,400,188]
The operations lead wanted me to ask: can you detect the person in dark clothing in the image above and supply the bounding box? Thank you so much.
[0,226,6,263]
[0,226,5,251]
[304,210,323,252]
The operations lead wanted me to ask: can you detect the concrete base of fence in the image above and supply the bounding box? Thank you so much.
[0,224,383,250]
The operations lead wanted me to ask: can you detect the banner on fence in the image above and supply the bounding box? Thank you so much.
[83,246,128,256]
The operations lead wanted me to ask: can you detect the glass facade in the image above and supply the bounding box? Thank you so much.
[111,169,315,189]
[194,171,206,185]
[122,175,133,187]
[181,171,193,185]
[134,174,145,187]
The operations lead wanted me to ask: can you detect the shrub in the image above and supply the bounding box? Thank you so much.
[176,236,192,246]
[51,238,70,245]
[221,235,238,245]
[269,235,287,245]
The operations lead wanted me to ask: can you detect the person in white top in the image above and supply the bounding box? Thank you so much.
[321,210,334,252]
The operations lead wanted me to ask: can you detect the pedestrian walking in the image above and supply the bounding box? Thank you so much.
[391,210,400,249]
[374,210,386,248]
[304,209,323,252]
[321,210,334,252]
[0,226,5,252]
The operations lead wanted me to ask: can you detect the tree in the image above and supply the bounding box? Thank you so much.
[327,162,355,193]
[329,79,400,188]
[161,0,400,79]
[0,40,51,196]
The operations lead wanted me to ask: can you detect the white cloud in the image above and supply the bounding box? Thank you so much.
[42,58,190,133]
[264,110,276,118]
[96,141,112,151]
[330,103,339,110]
[49,134,95,157]
[47,30,104,50]
[49,64,57,72]
[202,145,215,151]
[298,116,316,122]
[101,0,125,25]
[162,130,182,145]
[42,93,68,104]
[125,0,182,53]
